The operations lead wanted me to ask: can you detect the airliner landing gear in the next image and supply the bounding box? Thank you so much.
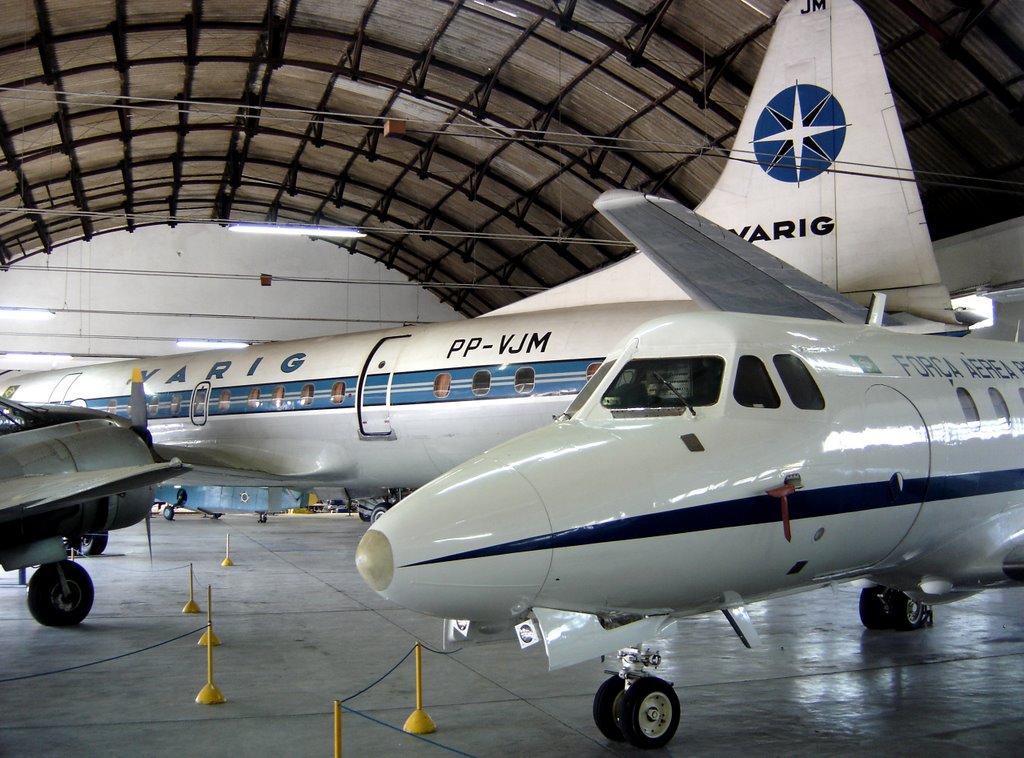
[27,560,94,626]
[592,647,680,749]
[859,586,932,631]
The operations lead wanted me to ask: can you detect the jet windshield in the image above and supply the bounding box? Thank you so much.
[601,357,724,417]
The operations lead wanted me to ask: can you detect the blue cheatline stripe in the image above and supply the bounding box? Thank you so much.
[85,356,603,420]
[401,468,1024,568]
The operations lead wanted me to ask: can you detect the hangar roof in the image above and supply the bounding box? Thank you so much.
[0,0,1021,317]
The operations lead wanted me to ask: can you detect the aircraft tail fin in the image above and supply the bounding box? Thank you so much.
[695,0,956,323]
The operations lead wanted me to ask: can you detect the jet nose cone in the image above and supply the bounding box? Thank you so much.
[355,528,394,591]
[357,452,553,621]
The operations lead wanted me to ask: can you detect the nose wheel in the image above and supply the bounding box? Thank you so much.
[592,647,680,748]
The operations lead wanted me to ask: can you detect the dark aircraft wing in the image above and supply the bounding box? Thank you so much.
[0,459,189,516]
[594,190,870,324]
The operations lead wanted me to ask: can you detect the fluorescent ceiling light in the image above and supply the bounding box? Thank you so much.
[176,339,250,350]
[0,307,55,321]
[228,224,366,238]
[2,352,71,361]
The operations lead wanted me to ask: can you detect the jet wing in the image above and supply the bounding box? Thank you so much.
[0,459,189,517]
[594,190,870,324]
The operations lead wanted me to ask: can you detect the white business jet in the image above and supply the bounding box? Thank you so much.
[354,183,1024,749]
[4,0,964,517]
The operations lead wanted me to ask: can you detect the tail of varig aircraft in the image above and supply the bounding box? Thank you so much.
[696,0,954,324]
[491,0,956,325]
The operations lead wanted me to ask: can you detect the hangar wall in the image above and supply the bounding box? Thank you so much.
[0,225,463,371]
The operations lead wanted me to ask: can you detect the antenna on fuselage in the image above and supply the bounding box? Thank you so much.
[867,293,887,327]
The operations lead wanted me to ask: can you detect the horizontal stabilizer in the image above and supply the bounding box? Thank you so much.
[594,191,870,324]
[0,459,189,516]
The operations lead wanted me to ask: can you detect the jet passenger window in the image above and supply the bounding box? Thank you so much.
[989,388,1011,427]
[272,386,286,409]
[514,367,535,394]
[218,389,232,411]
[773,354,825,410]
[248,388,261,409]
[956,387,979,425]
[733,356,781,409]
[600,357,724,417]
[300,384,314,406]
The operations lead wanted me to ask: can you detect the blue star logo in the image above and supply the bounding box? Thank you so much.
[752,84,848,183]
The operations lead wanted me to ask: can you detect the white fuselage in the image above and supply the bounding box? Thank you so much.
[3,302,690,490]
[359,312,1024,627]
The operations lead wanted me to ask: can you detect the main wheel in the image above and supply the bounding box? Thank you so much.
[27,561,94,626]
[592,675,626,742]
[162,505,175,521]
[859,586,891,630]
[889,592,928,631]
[80,532,108,556]
[615,677,680,749]
[370,505,388,523]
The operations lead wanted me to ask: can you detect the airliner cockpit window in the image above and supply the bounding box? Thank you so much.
[600,357,724,418]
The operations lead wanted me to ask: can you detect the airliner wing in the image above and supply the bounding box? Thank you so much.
[0,459,189,515]
[594,190,869,324]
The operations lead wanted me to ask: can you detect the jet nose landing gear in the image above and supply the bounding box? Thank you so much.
[592,647,680,749]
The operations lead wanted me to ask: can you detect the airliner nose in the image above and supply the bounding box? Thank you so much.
[355,454,553,622]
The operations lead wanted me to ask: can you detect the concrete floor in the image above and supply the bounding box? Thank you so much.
[2,512,1022,757]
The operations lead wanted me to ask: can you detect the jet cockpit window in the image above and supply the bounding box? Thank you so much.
[561,361,615,420]
[601,357,724,417]
[773,354,825,410]
[733,355,781,409]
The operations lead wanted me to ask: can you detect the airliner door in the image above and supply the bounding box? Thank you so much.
[48,372,82,403]
[190,381,211,426]
[357,334,411,439]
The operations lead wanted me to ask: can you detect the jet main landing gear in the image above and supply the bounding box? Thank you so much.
[859,586,933,631]
[592,646,680,749]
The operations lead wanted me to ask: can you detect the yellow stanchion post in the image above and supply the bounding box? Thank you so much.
[182,563,201,614]
[402,642,436,735]
[221,533,234,567]
[195,585,226,705]
[334,700,342,758]
[198,584,221,647]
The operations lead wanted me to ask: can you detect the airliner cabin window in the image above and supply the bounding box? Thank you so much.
[587,362,602,380]
[248,387,261,409]
[300,384,314,406]
[272,386,286,409]
[601,357,724,417]
[433,373,451,399]
[472,370,491,397]
[107,399,117,414]
[514,367,535,394]
[171,394,181,414]
[733,355,781,408]
[219,389,232,411]
[956,387,979,425]
[147,395,159,416]
[331,382,346,404]
[989,387,1011,426]
[773,354,825,410]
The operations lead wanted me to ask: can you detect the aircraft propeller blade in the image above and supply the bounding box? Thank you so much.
[129,367,155,449]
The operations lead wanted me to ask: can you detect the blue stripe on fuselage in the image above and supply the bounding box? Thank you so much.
[400,469,1024,568]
